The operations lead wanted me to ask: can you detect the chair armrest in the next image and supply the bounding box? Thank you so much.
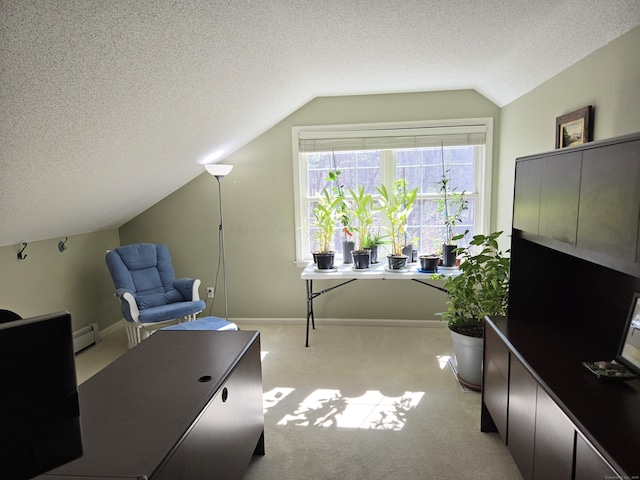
[115,288,140,323]
[174,278,201,301]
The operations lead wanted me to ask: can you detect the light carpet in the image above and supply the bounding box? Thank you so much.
[241,324,521,480]
[75,323,522,479]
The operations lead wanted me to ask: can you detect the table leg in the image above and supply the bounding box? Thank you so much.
[306,279,314,347]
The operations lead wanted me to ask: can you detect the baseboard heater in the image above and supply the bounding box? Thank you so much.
[73,323,100,353]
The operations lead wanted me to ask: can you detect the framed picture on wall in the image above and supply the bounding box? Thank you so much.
[555,105,593,149]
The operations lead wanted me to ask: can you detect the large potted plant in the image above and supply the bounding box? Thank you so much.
[348,185,375,269]
[436,230,510,389]
[376,179,418,270]
[436,150,468,267]
[311,188,341,270]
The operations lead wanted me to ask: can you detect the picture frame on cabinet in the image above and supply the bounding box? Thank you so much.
[617,292,640,375]
[555,106,593,149]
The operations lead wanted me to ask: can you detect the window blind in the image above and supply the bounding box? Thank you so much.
[298,125,487,153]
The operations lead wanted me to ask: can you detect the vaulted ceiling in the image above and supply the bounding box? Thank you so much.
[2,1,639,247]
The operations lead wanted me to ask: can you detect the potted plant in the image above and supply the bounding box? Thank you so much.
[418,253,439,272]
[348,185,374,269]
[327,168,354,264]
[402,236,419,264]
[436,150,468,267]
[311,188,341,270]
[363,229,388,264]
[435,230,510,389]
[376,179,418,270]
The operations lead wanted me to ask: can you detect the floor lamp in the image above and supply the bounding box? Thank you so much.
[205,164,233,320]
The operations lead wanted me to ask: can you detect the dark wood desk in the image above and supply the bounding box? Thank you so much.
[40,330,264,480]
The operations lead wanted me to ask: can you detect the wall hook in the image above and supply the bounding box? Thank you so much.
[58,236,68,253]
[17,241,28,260]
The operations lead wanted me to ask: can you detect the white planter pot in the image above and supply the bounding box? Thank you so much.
[449,327,483,388]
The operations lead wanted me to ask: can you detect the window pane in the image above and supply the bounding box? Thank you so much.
[297,122,489,263]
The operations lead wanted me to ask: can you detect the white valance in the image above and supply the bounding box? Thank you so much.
[298,125,487,153]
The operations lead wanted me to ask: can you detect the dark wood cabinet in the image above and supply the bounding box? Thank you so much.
[575,434,621,480]
[507,356,537,480]
[532,387,574,480]
[40,330,264,480]
[577,140,640,262]
[539,153,581,244]
[482,326,509,440]
[512,157,542,234]
[483,132,640,480]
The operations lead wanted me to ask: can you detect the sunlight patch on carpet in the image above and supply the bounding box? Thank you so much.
[263,387,295,414]
[437,355,451,370]
[276,389,425,431]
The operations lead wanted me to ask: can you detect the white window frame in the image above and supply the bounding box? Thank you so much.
[292,118,493,266]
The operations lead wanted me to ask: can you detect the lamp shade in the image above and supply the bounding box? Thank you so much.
[204,164,233,176]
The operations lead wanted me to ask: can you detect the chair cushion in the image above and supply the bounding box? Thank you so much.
[137,300,206,324]
[106,244,177,297]
[136,289,185,309]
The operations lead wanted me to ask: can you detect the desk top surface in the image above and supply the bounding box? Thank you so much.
[43,330,260,479]
[300,261,459,280]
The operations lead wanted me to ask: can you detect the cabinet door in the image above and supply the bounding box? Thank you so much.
[575,434,621,480]
[577,140,640,261]
[154,339,264,480]
[482,325,509,440]
[539,153,581,245]
[508,356,537,480]
[513,159,542,234]
[532,388,574,480]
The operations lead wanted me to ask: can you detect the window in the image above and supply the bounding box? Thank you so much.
[292,119,493,265]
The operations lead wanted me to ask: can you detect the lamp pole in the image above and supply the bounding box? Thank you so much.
[215,175,228,320]
[205,164,233,321]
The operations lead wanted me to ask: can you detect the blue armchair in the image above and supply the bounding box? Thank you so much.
[105,243,206,347]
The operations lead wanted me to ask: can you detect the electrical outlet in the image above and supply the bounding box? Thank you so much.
[206,287,214,299]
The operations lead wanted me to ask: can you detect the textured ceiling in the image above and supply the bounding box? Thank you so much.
[1,0,640,248]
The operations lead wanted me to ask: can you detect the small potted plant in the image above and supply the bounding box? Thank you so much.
[376,179,418,270]
[436,160,468,267]
[434,230,510,388]
[363,229,388,264]
[311,188,341,270]
[348,185,375,269]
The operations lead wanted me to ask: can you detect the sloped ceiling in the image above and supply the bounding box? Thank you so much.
[1,1,639,248]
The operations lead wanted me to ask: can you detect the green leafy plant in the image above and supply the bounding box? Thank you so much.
[436,147,468,245]
[434,231,510,335]
[312,188,341,253]
[327,165,353,243]
[376,179,418,256]
[363,229,389,250]
[348,185,375,252]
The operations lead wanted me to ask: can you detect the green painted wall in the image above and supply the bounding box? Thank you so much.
[0,230,121,331]
[120,90,500,323]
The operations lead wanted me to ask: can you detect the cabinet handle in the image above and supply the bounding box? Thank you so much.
[222,387,229,402]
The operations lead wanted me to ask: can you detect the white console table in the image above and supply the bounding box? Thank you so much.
[301,262,456,346]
